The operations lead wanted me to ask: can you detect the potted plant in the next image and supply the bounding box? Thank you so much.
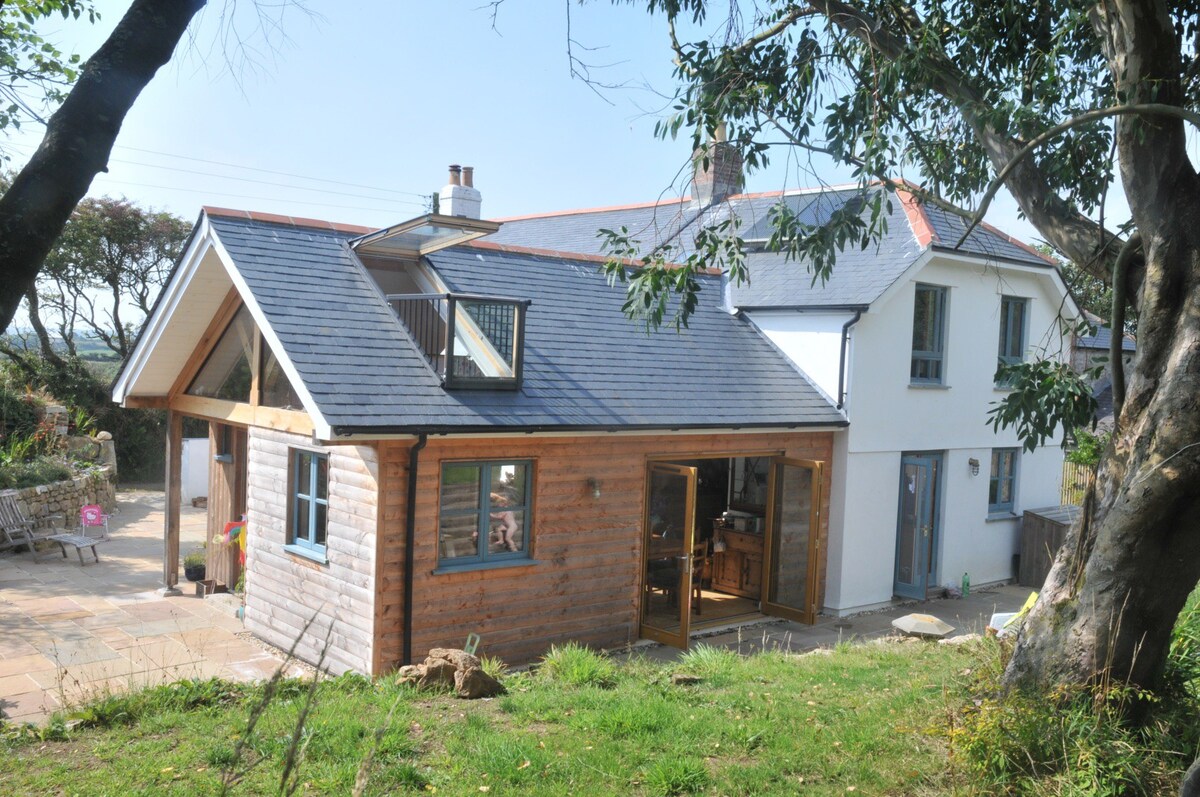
[183,548,207,582]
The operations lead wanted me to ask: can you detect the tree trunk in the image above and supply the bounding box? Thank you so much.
[1005,212,1200,693]
[0,0,205,331]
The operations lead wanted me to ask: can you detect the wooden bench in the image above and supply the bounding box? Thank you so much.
[46,533,101,565]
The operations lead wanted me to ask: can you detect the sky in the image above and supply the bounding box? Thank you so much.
[4,1,1144,255]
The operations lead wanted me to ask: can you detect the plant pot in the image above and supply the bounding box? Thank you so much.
[184,563,206,582]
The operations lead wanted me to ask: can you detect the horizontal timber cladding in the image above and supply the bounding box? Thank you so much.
[244,427,380,675]
[376,430,834,671]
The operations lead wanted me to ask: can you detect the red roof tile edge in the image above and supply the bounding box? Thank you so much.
[895,189,939,248]
[202,206,375,235]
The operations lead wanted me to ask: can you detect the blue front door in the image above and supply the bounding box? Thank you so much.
[894,453,941,600]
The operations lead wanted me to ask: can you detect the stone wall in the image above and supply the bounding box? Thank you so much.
[1,465,117,530]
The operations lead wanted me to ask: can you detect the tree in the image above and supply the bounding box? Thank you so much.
[0,0,206,332]
[33,197,190,360]
[620,0,1200,696]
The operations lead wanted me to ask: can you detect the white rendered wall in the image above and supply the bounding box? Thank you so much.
[180,437,210,504]
[821,253,1073,613]
[748,310,854,401]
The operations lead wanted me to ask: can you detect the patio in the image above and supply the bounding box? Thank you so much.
[0,489,302,725]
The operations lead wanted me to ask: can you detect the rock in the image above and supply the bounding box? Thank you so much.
[427,648,481,671]
[417,660,457,690]
[455,666,505,699]
[95,431,113,441]
[671,673,703,685]
[396,665,424,685]
[938,633,982,646]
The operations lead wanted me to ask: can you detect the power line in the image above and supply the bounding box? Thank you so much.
[97,177,430,216]
[1,139,434,206]
[115,143,434,199]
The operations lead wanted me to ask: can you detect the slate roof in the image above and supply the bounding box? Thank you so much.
[1077,324,1136,352]
[489,186,1056,309]
[207,213,844,434]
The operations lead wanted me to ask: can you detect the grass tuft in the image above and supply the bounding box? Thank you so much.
[678,643,741,685]
[644,757,711,795]
[538,641,618,688]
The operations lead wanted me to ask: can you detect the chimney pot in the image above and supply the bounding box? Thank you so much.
[439,163,482,219]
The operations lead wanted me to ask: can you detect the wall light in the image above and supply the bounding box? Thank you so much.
[968,458,980,477]
[586,477,601,499]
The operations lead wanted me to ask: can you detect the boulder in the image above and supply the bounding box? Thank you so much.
[454,666,505,699]
[427,648,481,671]
[397,648,505,699]
[416,660,457,690]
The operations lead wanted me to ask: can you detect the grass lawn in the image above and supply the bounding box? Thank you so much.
[0,637,997,796]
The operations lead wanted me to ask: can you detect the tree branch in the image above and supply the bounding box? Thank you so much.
[0,0,205,331]
[956,104,1200,250]
[1109,231,1140,424]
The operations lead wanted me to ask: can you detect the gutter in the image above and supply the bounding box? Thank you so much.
[837,309,865,410]
[332,419,848,438]
[402,433,428,666]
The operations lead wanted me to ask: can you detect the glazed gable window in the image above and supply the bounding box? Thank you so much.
[289,450,328,558]
[438,461,532,566]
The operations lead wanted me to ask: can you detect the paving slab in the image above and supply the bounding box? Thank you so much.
[0,489,294,725]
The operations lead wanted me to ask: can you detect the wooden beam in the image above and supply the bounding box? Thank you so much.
[164,409,183,591]
[169,286,242,398]
[250,333,262,407]
[123,395,169,409]
[171,393,315,436]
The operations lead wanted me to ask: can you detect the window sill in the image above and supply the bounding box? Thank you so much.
[985,512,1019,523]
[909,383,951,390]
[284,544,329,564]
[432,558,540,576]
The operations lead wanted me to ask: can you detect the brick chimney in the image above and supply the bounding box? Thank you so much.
[692,125,744,206]
[439,164,482,219]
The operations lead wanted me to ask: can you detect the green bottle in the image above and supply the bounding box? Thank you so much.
[962,572,970,597]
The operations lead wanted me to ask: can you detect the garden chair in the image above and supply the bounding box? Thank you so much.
[77,504,114,540]
[0,494,62,561]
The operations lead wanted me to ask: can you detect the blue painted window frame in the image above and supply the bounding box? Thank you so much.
[437,460,533,568]
[997,296,1028,383]
[988,448,1018,514]
[911,284,947,384]
[290,450,328,556]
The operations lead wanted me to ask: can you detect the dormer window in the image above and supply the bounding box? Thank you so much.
[389,292,529,390]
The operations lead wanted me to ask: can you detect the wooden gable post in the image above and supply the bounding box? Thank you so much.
[161,409,183,595]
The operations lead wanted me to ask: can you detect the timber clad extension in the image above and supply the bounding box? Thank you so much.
[375,431,833,670]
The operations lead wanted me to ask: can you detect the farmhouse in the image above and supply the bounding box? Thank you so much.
[114,154,1078,674]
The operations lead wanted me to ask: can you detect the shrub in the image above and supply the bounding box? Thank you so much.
[0,383,41,439]
[0,455,72,489]
[538,642,617,688]
[1067,428,1111,467]
[954,659,1200,796]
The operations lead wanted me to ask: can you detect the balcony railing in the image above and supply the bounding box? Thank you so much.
[387,293,530,389]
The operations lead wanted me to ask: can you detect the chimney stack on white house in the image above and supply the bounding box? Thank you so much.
[439,164,482,219]
[692,124,744,206]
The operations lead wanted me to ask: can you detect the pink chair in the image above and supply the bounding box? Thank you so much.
[78,504,112,540]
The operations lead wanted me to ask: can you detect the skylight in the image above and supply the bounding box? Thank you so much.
[351,213,500,257]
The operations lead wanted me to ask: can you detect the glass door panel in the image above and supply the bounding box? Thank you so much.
[894,454,940,599]
[762,458,822,624]
[640,463,697,649]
